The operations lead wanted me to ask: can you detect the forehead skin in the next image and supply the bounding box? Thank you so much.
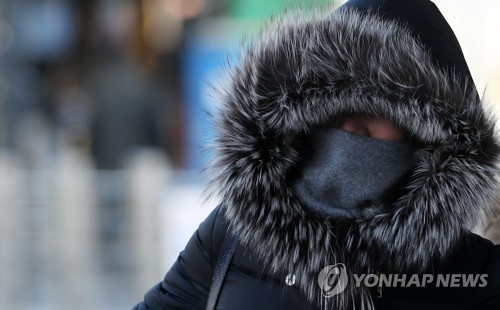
[331,115,406,141]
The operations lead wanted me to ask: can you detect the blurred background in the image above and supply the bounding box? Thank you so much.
[0,0,499,309]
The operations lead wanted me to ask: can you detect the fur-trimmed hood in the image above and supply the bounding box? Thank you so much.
[207,2,499,309]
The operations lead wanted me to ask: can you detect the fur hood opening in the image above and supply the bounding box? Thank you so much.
[206,6,500,309]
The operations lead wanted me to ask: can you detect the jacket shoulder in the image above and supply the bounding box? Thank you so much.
[473,236,500,309]
[134,205,229,309]
[454,233,500,309]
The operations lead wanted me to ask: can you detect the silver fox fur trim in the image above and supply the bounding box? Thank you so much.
[206,7,500,309]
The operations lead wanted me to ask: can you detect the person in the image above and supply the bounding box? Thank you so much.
[134,0,500,309]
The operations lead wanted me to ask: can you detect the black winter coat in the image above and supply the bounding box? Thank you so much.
[135,0,500,308]
[135,207,500,309]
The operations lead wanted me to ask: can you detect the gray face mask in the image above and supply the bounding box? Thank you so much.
[291,128,416,219]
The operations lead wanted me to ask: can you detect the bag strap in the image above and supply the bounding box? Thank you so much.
[207,232,238,310]
[206,232,237,310]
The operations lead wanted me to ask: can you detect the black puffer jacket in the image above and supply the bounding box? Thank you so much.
[135,0,500,309]
[135,207,500,309]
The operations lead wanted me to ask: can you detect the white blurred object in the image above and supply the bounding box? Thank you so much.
[124,148,172,297]
[160,171,216,268]
[0,150,21,309]
[53,146,97,309]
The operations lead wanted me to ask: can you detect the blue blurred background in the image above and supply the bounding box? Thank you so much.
[0,0,499,309]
